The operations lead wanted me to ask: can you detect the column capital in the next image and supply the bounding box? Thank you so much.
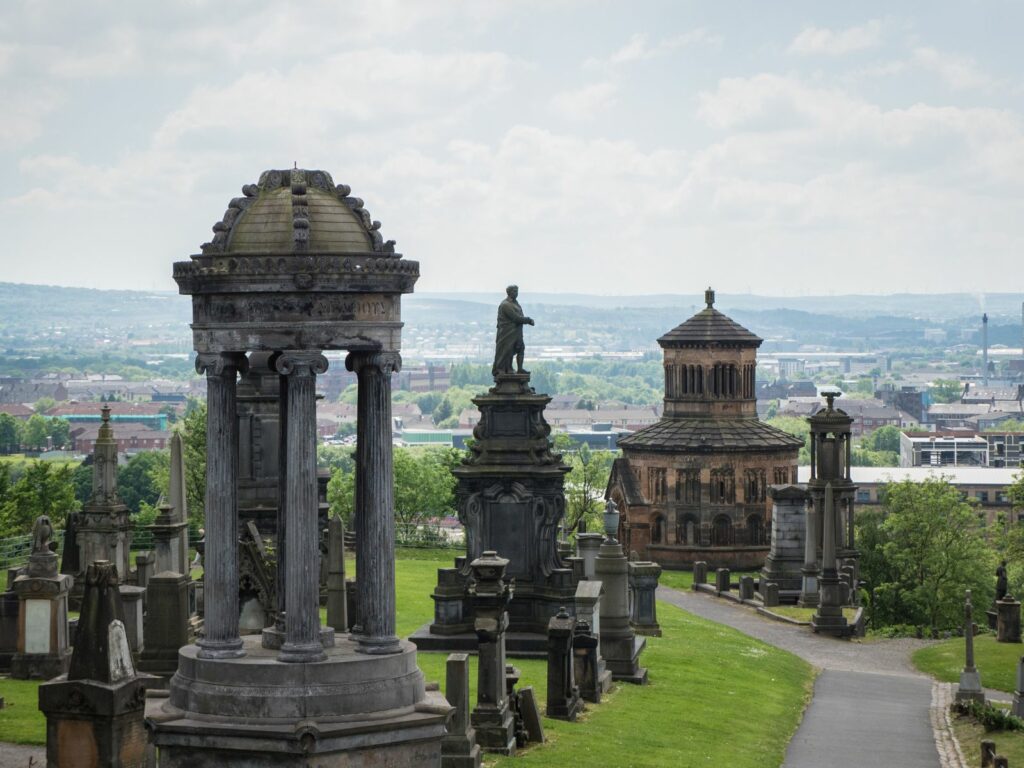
[195,352,248,377]
[274,351,329,377]
[345,350,402,375]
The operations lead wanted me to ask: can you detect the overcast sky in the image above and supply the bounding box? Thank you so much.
[1,1,1021,296]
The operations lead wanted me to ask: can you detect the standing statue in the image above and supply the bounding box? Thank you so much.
[997,560,1009,602]
[492,285,535,378]
[32,515,54,555]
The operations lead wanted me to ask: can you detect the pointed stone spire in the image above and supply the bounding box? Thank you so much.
[92,406,120,505]
[169,431,187,523]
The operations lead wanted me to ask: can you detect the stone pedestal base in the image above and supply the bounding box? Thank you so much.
[997,598,1022,643]
[956,669,985,704]
[11,650,71,680]
[603,634,648,685]
[148,635,450,766]
[470,704,516,757]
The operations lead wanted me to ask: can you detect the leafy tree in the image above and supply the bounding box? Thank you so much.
[33,396,56,414]
[930,379,963,404]
[859,477,994,630]
[117,450,170,514]
[48,417,71,449]
[20,413,50,450]
[72,462,93,505]
[0,461,80,537]
[431,397,453,426]
[986,420,1024,433]
[179,401,207,527]
[865,425,901,454]
[0,413,19,453]
[766,416,811,464]
[850,448,898,467]
[564,443,615,533]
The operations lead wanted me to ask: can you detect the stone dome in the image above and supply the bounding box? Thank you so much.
[200,167,395,256]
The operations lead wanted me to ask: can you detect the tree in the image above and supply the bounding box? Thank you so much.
[766,416,811,464]
[117,450,170,514]
[0,413,19,453]
[179,401,207,527]
[48,417,71,449]
[20,413,50,451]
[865,425,901,454]
[0,460,80,537]
[33,396,56,414]
[859,477,994,630]
[564,443,615,533]
[930,379,963,404]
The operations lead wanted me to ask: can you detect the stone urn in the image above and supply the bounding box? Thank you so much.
[603,501,620,542]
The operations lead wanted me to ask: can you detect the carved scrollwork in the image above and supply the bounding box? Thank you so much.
[274,351,329,378]
[195,352,249,378]
[344,350,402,376]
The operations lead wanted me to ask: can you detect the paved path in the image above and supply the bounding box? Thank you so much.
[658,587,950,768]
[0,743,44,768]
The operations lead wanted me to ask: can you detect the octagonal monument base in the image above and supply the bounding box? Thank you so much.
[146,635,452,767]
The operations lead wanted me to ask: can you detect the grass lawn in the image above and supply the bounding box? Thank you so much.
[949,708,1024,767]
[2,548,815,766]
[766,606,858,623]
[913,635,1022,693]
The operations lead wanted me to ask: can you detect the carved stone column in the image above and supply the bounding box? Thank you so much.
[346,351,402,655]
[196,352,247,659]
[276,351,328,663]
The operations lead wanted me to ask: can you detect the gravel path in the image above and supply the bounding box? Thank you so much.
[0,743,44,768]
[658,586,948,767]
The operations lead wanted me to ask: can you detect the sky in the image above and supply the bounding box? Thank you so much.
[0,1,1022,296]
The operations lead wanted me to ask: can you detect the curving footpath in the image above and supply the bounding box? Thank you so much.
[657,586,964,768]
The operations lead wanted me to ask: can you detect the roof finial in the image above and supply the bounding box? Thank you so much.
[705,286,715,309]
[294,161,297,170]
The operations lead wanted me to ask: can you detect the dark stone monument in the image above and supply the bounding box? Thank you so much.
[738,574,755,602]
[413,290,577,656]
[39,560,149,768]
[146,168,450,766]
[956,590,985,704]
[576,533,604,580]
[137,571,190,683]
[517,686,545,744]
[572,619,602,704]
[545,607,582,722]
[469,551,516,756]
[811,484,852,638]
[12,516,73,679]
[715,567,731,594]
[762,484,808,603]
[692,560,708,587]
[763,581,780,607]
[994,755,1008,768]
[628,559,662,636]
[0,570,19,672]
[325,512,347,633]
[574,579,612,696]
[1013,655,1024,718]
[596,500,648,684]
[998,595,1022,643]
[982,740,996,767]
[441,653,481,768]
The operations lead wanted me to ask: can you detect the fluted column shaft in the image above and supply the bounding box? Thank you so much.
[196,352,247,659]
[347,351,402,655]
[276,352,328,663]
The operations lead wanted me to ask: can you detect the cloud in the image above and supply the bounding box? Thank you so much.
[549,82,618,120]
[913,46,992,90]
[788,21,881,56]
[585,28,722,70]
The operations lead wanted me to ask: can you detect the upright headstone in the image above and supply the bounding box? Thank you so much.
[134,552,154,597]
[516,687,544,744]
[763,582,780,607]
[715,568,731,594]
[628,560,662,636]
[1013,655,1024,718]
[762,484,808,601]
[545,607,582,721]
[118,585,146,654]
[981,740,996,767]
[574,579,612,696]
[150,502,189,578]
[692,561,708,587]
[572,619,602,704]
[325,512,347,633]
[12,516,73,679]
[38,560,149,768]
[998,596,1022,644]
[738,575,755,602]
[137,571,189,683]
[956,590,985,704]
[798,490,820,608]
[576,533,604,580]
[441,653,481,768]
[469,551,516,756]
[0,569,19,672]
[596,500,648,684]
[993,756,1008,768]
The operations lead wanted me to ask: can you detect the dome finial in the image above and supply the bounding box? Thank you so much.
[705,286,715,309]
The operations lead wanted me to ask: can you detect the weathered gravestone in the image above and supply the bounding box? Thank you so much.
[761,484,808,602]
[692,560,708,587]
[573,619,602,704]
[574,579,612,696]
[738,575,755,602]
[763,581,780,607]
[517,686,544,744]
[982,740,996,767]
[715,567,731,594]
[39,560,149,768]
[628,559,662,636]
[596,500,648,684]
[325,512,347,634]
[545,607,582,721]
[956,590,985,705]
[576,533,604,580]
[441,653,481,768]
[1013,656,1024,718]
[137,570,189,683]
[998,595,1022,644]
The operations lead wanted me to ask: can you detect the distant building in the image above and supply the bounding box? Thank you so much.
[48,401,169,431]
[778,396,908,435]
[395,363,451,393]
[72,424,171,453]
[607,289,802,570]
[0,403,34,419]
[900,430,1024,469]
[797,465,1021,522]
[0,377,68,404]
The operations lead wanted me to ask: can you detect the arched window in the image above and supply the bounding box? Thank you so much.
[746,514,765,546]
[711,515,733,546]
[652,514,665,544]
[677,514,699,545]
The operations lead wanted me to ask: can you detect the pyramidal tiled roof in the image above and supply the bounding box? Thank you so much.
[617,418,804,453]
[658,288,762,346]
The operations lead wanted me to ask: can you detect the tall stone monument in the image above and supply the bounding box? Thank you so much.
[811,484,851,638]
[70,407,133,606]
[414,288,577,655]
[596,500,648,684]
[956,589,985,704]
[146,168,451,765]
[762,484,808,604]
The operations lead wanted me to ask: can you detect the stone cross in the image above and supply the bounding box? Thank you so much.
[957,589,985,704]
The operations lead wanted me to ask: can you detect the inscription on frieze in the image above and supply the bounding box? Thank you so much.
[491,411,528,437]
[195,294,398,324]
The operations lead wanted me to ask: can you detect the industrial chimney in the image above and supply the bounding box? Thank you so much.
[983,313,989,386]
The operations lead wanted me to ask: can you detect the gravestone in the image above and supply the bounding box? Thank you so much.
[39,560,149,768]
[994,756,1008,768]
[998,597,1022,643]
[628,560,662,636]
[763,582,780,608]
[150,502,189,578]
[325,512,347,633]
[0,575,18,672]
[138,571,189,683]
[505,664,528,748]
[517,686,544,744]
[956,590,985,704]
[118,585,145,655]
[715,568,731,594]
[441,653,481,768]
[738,575,755,602]
[982,740,996,767]
[12,516,73,680]
[761,484,808,602]
[596,501,648,684]
[576,533,604,580]
[469,551,517,756]
[545,607,582,721]
[1013,656,1024,718]
[692,561,708,587]
[134,552,154,599]
[573,619,602,704]
[574,579,612,696]
[811,484,851,638]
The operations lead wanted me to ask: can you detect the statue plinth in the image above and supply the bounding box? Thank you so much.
[411,373,578,657]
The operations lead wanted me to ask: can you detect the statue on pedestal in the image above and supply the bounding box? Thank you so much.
[492,285,534,378]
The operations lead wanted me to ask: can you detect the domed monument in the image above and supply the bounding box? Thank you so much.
[148,169,451,766]
[606,288,802,570]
